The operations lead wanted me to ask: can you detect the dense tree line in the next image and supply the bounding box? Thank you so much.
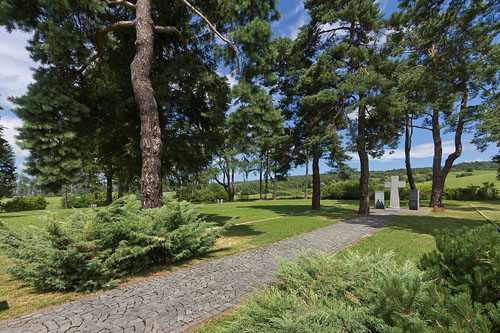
[1,0,498,213]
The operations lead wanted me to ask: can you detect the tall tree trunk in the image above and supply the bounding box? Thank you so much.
[106,172,113,205]
[304,156,309,199]
[131,0,162,209]
[405,111,416,190]
[118,182,124,198]
[358,103,370,215]
[430,88,468,207]
[312,143,321,211]
[264,154,269,200]
[259,157,263,200]
[230,159,235,202]
[273,168,277,200]
[64,187,69,209]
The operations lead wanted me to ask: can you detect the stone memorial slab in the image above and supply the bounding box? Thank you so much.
[384,176,405,209]
[374,190,385,209]
[409,190,420,210]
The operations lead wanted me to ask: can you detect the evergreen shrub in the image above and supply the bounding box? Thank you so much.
[419,224,500,306]
[1,196,48,212]
[0,195,228,292]
[209,227,500,332]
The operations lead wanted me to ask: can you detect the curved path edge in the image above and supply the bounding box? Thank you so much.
[1,214,396,333]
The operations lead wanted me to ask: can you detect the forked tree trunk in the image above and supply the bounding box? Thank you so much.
[131,0,162,209]
[429,88,468,207]
[358,102,370,215]
[405,111,416,190]
[312,143,321,211]
[304,157,309,199]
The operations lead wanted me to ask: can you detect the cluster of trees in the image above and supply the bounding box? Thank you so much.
[1,0,499,214]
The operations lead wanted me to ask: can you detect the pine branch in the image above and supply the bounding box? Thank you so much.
[154,26,190,60]
[412,125,432,131]
[178,0,245,82]
[319,26,350,34]
[77,20,136,75]
[107,0,136,10]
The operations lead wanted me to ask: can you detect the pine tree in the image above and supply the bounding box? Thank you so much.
[10,69,90,208]
[0,117,16,199]
[394,0,500,207]
[1,0,279,209]
[277,0,401,213]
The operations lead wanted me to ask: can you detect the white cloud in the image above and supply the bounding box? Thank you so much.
[0,116,29,158]
[348,140,461,163]
[288,12,308,39]
[226,73,238,88]
[376,0,389,12]
[0,28,37,108]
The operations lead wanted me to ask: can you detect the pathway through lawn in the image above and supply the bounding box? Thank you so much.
[0,214,398,333]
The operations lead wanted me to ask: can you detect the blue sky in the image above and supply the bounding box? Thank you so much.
[0,0,497,180]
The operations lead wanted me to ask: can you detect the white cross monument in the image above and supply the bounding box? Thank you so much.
[384,176,405,210]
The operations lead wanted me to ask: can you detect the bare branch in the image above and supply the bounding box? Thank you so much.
[107,0,136,10]
[97,21,136,57]
[77,20,135,75]
[319,26,350,34]
[178,0,245,82]
[412,125,432,131]
[154,26,190,61]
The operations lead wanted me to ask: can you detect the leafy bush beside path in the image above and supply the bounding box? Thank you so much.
[0,195,228,292]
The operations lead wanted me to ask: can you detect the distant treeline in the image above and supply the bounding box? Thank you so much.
[178,161,498,202]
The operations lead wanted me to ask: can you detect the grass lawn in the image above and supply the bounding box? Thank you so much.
[196,200,500,332]
[0,198,357,320]
[420,170,499,188]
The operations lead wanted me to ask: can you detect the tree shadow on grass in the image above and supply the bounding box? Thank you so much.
[241,204,356,217]
[441,202,500,212]
[224,224,264,238]
[384,215,490,237]
[200,213,233,226]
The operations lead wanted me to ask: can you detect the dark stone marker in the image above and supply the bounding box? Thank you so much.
[409,190,420,210]
[0,301,8,311]
[374,190,385,209]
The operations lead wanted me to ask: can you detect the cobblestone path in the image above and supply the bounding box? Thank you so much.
[1,214,396,333]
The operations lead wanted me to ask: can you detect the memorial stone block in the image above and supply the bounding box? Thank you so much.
[374,190,385,209]
[409,190,420,210]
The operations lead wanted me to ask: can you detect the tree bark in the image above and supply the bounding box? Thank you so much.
[259,156,263,200]
[358,102,370,215]
[405,111,417,190]
[273,170,277,200]
[64,187,69,209]
[230,157,235,202]
[312,143,321,211]
[430,88,468,207]
[304,156,309,199]
[264,154,269,200]
[106,172,113,205]
[131,0,162,209]
[118,182,124,198]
